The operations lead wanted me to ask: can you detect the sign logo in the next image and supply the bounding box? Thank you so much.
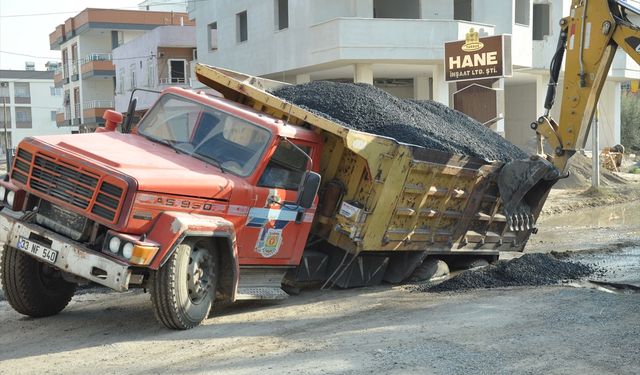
[461,28,484,52]
[444,33,512,82]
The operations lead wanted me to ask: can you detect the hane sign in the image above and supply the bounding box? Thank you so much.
[444,29,512,82]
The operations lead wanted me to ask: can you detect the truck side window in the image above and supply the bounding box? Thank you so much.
[258,141,310,190]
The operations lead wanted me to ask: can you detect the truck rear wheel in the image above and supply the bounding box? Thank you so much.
[150,239,218,330]
[0,245,76,317]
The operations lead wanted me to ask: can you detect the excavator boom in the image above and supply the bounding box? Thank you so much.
[499,0,640,227]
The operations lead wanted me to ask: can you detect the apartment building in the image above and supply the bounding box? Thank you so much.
[49,8,194,132]
[0,69,74,154]
[113,25,196,113]
[188,0,640,152]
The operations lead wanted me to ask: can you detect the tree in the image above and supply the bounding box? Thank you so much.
[620,91,640,151]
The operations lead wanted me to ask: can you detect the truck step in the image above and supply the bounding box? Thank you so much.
[235,287,289,300]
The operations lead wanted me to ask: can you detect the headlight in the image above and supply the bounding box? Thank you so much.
[122,242,134,259]
[6,191,15,206]
[108,236,121,253]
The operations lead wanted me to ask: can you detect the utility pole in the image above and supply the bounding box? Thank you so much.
[2,96,10,170]
[591,105,600,188]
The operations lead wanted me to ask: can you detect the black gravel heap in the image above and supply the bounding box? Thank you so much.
[272,81,529,162]
[416,253,595,292]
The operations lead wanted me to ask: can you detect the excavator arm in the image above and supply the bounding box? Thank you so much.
[536,0,640,171]
[498,0,640,230]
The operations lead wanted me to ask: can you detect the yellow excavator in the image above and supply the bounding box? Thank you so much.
[499,0,640,226]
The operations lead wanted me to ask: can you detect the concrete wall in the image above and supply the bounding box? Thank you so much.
[504,82,538,152]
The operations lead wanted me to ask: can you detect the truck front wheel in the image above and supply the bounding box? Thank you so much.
[150,239,218,330]
[0,246,76,317]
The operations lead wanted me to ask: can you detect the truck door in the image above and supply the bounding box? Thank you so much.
[239,139,316,265]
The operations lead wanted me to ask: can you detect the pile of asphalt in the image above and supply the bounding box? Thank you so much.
[407,253,595,293]
[272,81,529,162]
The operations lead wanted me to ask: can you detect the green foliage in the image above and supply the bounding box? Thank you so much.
[629,166,640,174]
[621,92,640,152]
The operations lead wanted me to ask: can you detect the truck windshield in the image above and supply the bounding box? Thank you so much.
[137,94,271,176]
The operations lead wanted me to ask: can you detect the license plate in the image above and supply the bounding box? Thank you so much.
[16,236,58,264]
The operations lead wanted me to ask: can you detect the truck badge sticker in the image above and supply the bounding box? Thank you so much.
[256,228,283,258]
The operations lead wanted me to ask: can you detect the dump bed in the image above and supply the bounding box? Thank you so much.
[196,64,534,256]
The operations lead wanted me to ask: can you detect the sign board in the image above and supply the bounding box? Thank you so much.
[444,30,512,82]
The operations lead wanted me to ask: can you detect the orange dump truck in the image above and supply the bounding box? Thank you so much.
[0,64,552,329]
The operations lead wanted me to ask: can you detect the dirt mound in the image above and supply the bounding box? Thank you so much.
[406,253,595,292]
[554,152,628,189]
[272,81,528,162]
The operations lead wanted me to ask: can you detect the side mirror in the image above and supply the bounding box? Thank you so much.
[297,171,321,209]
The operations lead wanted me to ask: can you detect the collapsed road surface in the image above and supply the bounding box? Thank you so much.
[272,81,528,162]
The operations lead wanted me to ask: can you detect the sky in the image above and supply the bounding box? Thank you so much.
[0,0,144,70]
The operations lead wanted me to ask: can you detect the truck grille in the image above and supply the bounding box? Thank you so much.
[11,147,126,223]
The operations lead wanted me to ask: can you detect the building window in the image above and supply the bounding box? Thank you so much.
[0,82,8,101]
[373,0,420,19]
[208,22,218,50]
[50,86,62,96]
[51,110,57,121]
[0,106,10,124]
[118,68,125,94]
[168,59,187,84]
[533,3,551,40]
[111,31,124,49]
[275,0,289,30]
[15,107,32,129]
[62,48,69,78]
[147,61,155,87]
[130,64,137,90]
[515,0,530,25]
[454,0,472,21]
[237,11,248,43]
[14,82,31,104]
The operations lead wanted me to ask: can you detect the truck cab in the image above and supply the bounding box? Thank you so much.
[0,86,322,329]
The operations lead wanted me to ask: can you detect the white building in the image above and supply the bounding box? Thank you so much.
[187,0,640,153]
[113,25,197,113]
[0,70,76,153]
[49,8,193,132]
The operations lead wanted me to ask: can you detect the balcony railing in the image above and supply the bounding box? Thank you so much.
[159,77,192,85]
[84,100,114,109]
[81,53,112,65]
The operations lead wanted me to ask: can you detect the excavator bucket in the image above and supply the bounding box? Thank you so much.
[497,156,562,231]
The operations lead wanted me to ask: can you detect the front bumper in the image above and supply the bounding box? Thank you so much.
[0,209,131,291]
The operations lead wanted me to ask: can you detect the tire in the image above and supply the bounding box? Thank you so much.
[409,258,450,282]
[0,245,76,317]
[150,239,218,330]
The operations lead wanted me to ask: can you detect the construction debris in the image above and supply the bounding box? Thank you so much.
[272,81,528,162]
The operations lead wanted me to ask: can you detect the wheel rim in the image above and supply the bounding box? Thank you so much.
[186,246,214,304]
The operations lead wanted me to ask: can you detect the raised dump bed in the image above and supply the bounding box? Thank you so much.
[196,64,546,259]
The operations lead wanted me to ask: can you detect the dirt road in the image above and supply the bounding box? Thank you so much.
[1,197,639,374]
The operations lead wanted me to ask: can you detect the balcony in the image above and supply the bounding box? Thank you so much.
[53,68,64,88]
[81,54,115,80]
[56,107,73,127]
[308,18,496,65]
[83,100,114,126]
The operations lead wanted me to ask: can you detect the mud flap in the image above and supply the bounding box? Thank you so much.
[498,156,561,231]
